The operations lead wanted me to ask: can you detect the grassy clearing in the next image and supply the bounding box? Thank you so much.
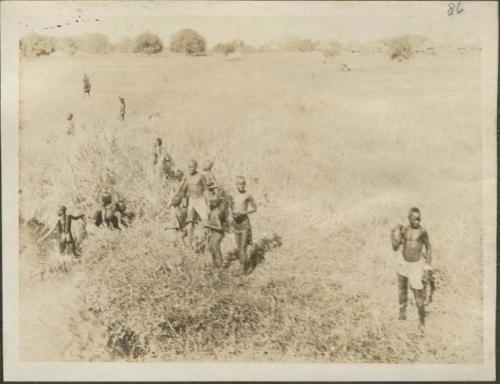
[20,51,483,362]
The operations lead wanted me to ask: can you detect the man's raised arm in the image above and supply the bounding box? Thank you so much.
[390,225,403,251]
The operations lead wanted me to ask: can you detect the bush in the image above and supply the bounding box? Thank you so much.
[214,40,254,57]
[57,37,79,56]
[388,36,414,61]
[79,34,111,54]
[213,42,236,58]
[20,33,56,57]
[170,29,206,56]
[319,40,342,62]
[134,32,164,55]
[281,37,317,52]
[113,37,135,53]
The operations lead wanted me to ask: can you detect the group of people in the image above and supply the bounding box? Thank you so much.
[72,74,126,127]
[159,141,257,274]
[39,130,258,275]
[40,73,435,328]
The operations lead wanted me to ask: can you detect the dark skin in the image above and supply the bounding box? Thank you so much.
[205,200,225,268]
[391,211,432,264]
[229,179,257,274]
[391,210,432,327]
[119,97,125,121]
[181,161,209,245]
[115,201,134,228]
[153,139,163,166]
[103,205,120,229]
[83,74,91,96]
[39,207,85,256]
[181,161,208,200]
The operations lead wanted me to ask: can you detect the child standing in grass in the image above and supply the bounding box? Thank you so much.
[391,207,432,330]
[39,206,86,257]
[204,197,226,268]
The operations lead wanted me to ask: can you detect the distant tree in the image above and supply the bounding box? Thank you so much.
[80,33,111,54]
[133,32,164,55]
[113,37,135,53]
[232,39,245,49]
[214,39,254,58]
[20,33,56,57]
[281,37,317,52]
[170,28,206,56]
[387,36,414,61]
[213,42,236,58]
[57,37,79,56]
[319,40,342,64]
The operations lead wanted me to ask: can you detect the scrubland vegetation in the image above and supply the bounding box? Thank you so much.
[19,33,482,363]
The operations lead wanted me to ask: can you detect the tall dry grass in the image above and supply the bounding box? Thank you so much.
[19,51,483,362]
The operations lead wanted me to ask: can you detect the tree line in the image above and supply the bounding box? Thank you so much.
[20,29,435,62]
[20,29,207,57]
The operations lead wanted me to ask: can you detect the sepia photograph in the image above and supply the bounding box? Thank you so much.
[1,0,497,381]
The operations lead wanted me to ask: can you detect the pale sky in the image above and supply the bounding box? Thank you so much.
[9,1,492,46]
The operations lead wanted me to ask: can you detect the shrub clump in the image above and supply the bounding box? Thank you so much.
[134,32,164,55]
[79,33,111,54]
[388,36,414,61]
[170,29,206,56]
[213,42,236,58]
[20,33,56,57]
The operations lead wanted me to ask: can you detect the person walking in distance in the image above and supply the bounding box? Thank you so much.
[119,97,126,121]
[153,138,164,167]
[391,207,432,330]
[66,113,75,135]
[83,74,91,96]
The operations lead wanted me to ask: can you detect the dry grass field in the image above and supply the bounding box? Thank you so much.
[19,50,483,362]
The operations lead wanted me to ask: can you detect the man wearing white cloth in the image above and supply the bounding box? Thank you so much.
[391,207,432,329]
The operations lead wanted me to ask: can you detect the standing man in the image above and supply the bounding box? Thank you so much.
[66,113,75,135]
[153,138,164,166]
[391,207,432,329]
[204,197,226,268]
[83,73,91,96]
[229,176,257,274]
[181,160,209,245]
[119,97,126,121]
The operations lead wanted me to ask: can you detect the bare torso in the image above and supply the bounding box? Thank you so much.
[232,191,250,214]
[185,173,206,199]
[57,216,75,240]
[231,191,254,231]
[401,227,427,262]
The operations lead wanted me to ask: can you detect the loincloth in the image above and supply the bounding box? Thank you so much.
[187,196,209,222]
[397,254,424,290]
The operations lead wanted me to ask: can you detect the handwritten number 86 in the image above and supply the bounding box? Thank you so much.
[448,1,464,16]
